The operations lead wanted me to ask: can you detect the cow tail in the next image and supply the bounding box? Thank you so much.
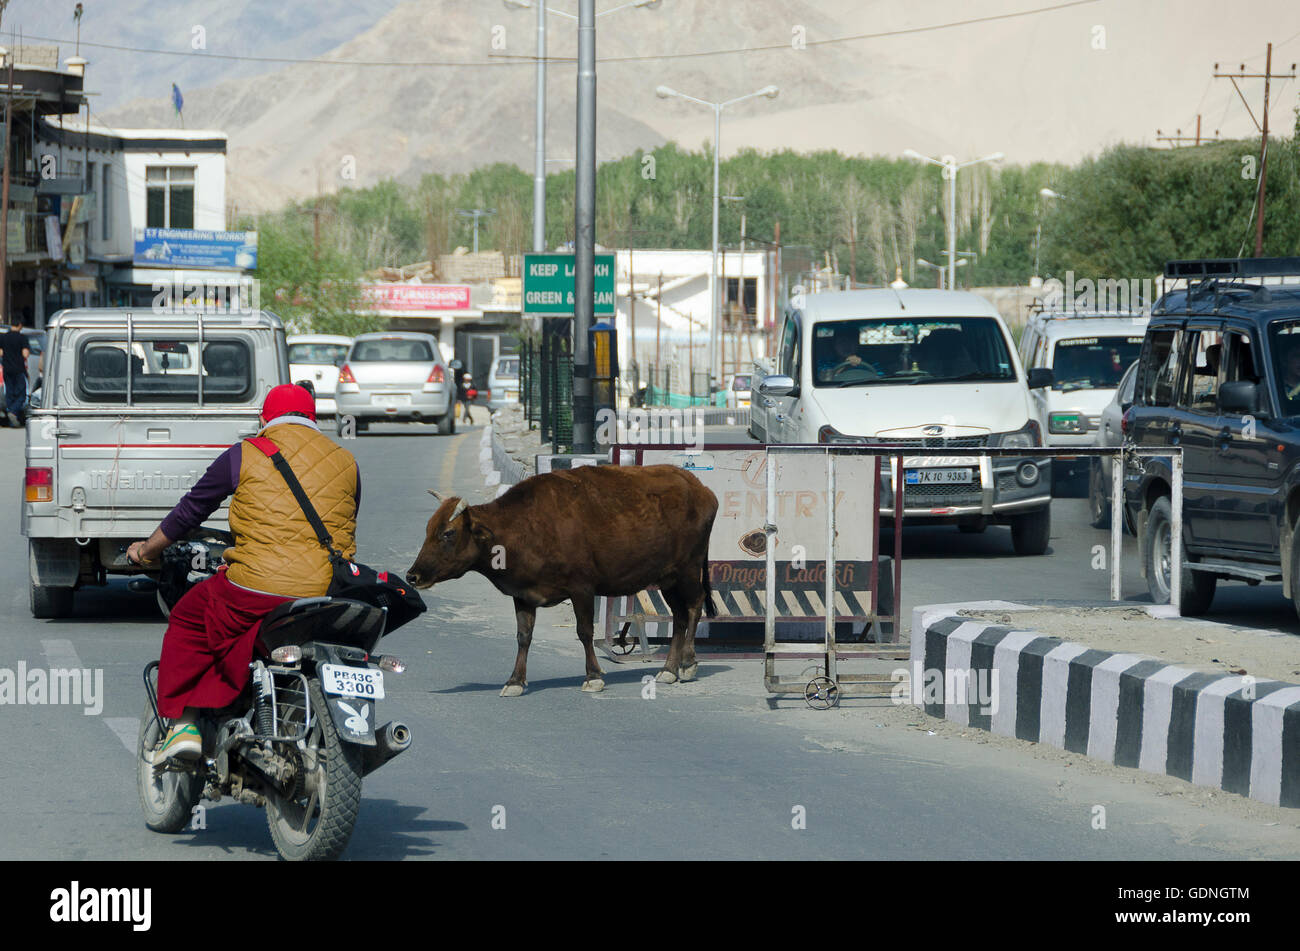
[702,559,717,617]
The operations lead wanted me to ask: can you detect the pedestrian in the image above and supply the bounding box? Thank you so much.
[0,314,31,427]
[454,365,475,424]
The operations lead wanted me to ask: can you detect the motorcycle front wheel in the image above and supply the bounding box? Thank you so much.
[137,701,203,833]
[266,678,363,861]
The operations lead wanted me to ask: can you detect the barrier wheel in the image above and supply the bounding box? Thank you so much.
[804,676,839,710]
[610,623,637,656]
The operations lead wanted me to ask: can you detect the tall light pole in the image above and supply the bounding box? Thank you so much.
[657,84,779,383]
[904,149,1002,291]
[1036,187,1065,283]
[506,0,663,254]
[456,208,496,253]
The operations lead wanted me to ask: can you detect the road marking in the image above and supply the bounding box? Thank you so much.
[105,718,140,755]
[41,638,81,670]
[42,638,140,755]
[438,430,467,496]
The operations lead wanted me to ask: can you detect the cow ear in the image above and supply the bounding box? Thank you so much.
[465,509,494,545]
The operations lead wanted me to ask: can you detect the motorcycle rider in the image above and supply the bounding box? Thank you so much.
[128,384,360,763]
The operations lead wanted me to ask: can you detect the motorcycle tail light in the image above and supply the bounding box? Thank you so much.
[270,645,302,664]
[339,364,357,385]
[25,467,52,503]
[377,655,405,674]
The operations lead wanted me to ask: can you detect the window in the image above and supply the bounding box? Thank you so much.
[76,337,253,404]
[1140,329,1183,407]
[779,317,800,379]
[288,343,349,366]
[1269,320,1300,409]
[1184,329,1223,414]
[811,317,1016,388]
[350,338,433,363]
[145,166,195,229]
[1050,335,1145,391]
[101,164,111,241]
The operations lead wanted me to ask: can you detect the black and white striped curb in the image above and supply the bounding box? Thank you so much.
[910,604,1300,808]
[536,454,610,474]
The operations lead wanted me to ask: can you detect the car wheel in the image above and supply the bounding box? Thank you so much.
[1142,495,1216,615]
[1009,506,1051,556]
[1088,459,1111,529]
[31,582,74,619]
[437,411,454,435]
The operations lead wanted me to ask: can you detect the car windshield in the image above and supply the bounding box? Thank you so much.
[811,317,1016,388]
[732,375,752,391]
[1270,320,1300,412]
[1051,335,1144,391]
[289,343,349,366]
[351,338,433,362]
[496,357,519,378]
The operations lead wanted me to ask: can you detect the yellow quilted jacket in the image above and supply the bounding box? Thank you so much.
[225,422,358,597]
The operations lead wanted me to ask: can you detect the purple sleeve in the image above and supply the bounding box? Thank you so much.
[159,444,241,540]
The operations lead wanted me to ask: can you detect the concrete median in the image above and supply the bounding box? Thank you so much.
[910,604,1300,808]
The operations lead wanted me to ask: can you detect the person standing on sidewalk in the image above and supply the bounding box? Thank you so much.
[453,362,475,425]
[0,316,31,427]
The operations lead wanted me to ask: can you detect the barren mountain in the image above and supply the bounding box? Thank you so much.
[74,0,1300,212]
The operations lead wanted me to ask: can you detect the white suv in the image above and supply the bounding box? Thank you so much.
[1018,312,1149,487]
[753,288,1054,554]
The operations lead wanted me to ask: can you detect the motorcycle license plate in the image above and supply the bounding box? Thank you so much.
[904,468,974,485]
[320,664,385,700]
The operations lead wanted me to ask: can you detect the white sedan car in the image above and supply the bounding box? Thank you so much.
[287,334,353,417]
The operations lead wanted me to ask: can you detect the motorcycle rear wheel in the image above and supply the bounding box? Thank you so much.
[137,702,203,834]
[266,678,363,861]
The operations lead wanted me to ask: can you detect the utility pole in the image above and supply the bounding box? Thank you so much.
[1155,115,1220,147]
[1214,45,1297,256]
[572,0,595,453]
[533,0,546,253]
[0,52,12,320]
[456,208,496,254]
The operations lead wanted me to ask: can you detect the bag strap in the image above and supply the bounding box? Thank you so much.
[245,437,342,561]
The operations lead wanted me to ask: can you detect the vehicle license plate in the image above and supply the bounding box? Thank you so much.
[372,393,411,407]
[904,468,974,485]
[320,664,385,699]
[507,389,519,399]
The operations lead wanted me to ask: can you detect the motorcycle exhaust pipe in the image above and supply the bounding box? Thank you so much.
[361,721,412,776]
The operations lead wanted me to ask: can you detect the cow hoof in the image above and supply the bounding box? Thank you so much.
[679,663,698,682]
[655,669,679,684]
[500,683,526,698]
[581,678,605,693]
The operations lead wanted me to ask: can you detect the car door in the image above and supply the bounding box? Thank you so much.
[1176,324,1225,551]
[1131,326,1191,516]
[1214,325,1281,555]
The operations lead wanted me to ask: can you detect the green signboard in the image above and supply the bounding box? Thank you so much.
[522,252,616,317]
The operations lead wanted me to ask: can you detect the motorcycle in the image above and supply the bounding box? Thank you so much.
[136,541,413,861]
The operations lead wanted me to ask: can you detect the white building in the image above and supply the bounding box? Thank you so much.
[612,247,775,387]
[35,110,249,320]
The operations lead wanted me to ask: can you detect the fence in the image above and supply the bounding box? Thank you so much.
[520,320,574,453]
[640,363,726,408]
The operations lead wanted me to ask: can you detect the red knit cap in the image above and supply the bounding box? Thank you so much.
[261,383,317,423]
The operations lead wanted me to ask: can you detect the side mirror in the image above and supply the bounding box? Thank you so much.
[1027,367,1053,390]
[759,374,797,397]
[1219,380,1257,415]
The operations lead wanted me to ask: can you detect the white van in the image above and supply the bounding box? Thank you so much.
[1017,311,1149,486]
[751,289,1054,554]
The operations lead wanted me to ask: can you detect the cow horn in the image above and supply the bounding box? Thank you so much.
[451,498,468,522]
[428,489,443,500]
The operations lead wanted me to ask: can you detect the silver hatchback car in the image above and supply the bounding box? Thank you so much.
[334,332,454,434]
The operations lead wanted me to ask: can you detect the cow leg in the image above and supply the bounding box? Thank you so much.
[674,575,705,683]
[656,587,688,684]
[573,595,605,693]
[502,599,535,698]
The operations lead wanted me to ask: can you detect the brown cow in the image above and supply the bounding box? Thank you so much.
[406,465,718,696]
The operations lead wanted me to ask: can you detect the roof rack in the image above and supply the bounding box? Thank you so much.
[1164,257,1300,280]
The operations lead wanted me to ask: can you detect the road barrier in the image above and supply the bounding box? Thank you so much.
[606,441,1185,707]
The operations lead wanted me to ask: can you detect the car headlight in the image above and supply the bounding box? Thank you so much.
[1048,411,1086,434]
[992,421,1041,448]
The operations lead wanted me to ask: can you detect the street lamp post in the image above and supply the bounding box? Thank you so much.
[1035,188,1065,283]
[505,0,663,254]
[657,83,778,384]
[904,149,1002,291]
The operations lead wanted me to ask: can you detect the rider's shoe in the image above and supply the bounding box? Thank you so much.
[153,722,202,763]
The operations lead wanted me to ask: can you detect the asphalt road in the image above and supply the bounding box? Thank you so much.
[2,420,1298,860]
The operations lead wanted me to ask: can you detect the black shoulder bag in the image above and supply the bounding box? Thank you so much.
[246,437,427,635]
